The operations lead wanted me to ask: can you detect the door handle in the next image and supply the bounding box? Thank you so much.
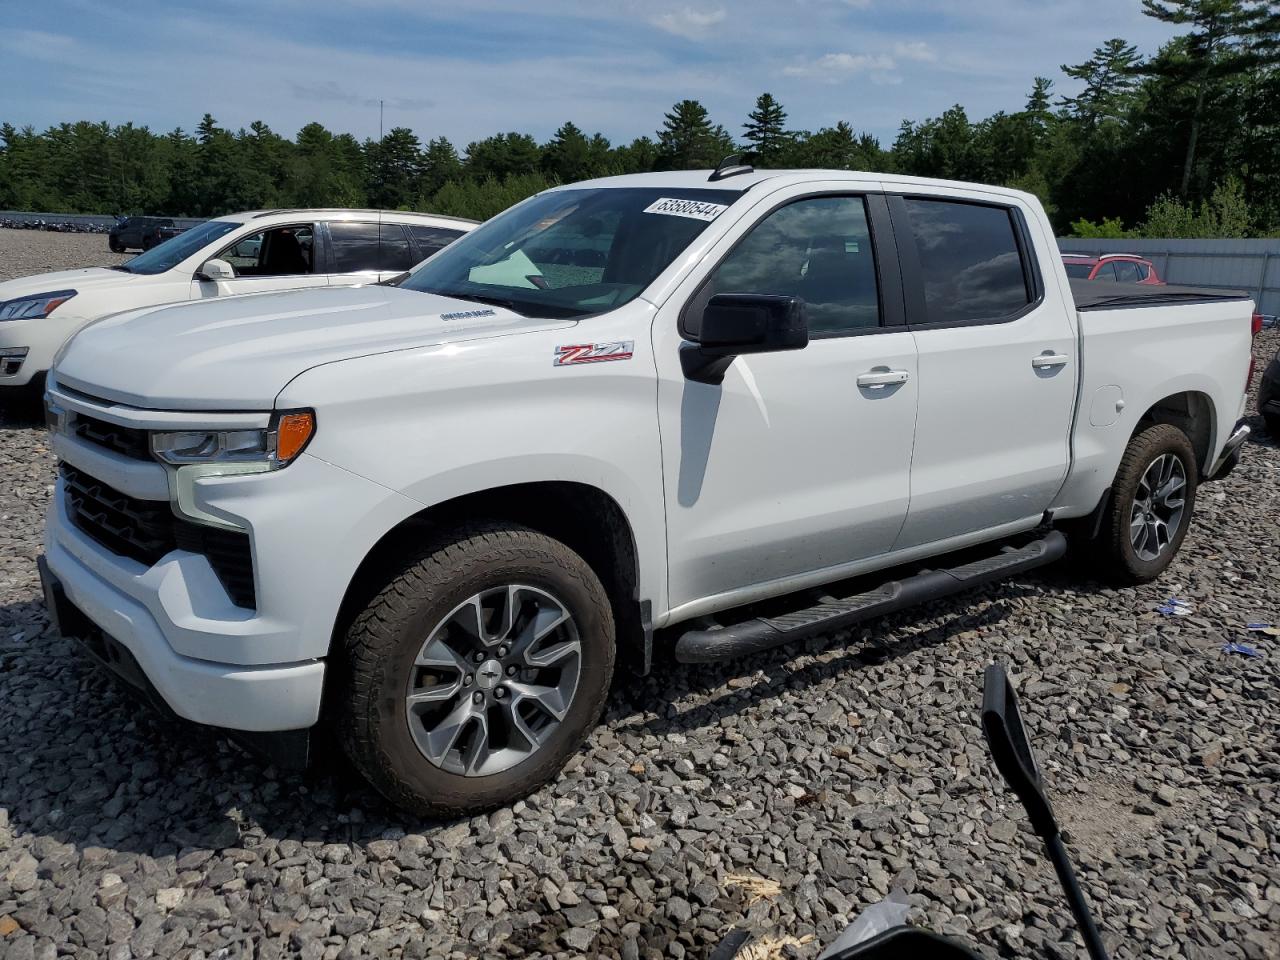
[856,369,910,388]
[1032,353,1070,370]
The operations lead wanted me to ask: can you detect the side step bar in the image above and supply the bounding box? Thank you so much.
[673,531,1068,664]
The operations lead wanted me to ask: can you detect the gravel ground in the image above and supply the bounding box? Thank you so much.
[1,230,1277,960]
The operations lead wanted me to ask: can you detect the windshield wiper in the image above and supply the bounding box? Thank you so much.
[377,271,411,286]
[107,264,133,273]
[433,290,521,311]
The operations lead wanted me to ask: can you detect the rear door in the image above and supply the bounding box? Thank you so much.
[324,221,420,285]
[889,191,1076,549]
[655,186,919,612]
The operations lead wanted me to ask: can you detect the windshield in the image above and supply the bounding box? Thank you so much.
[1063,261,1094,279]
[121,220,239,275]
[400,187,740,318]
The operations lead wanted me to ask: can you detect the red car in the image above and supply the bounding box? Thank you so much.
[1062,253,1163,284]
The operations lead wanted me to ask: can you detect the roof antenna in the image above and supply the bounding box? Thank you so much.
[377,98,384,272]
[709,154,754,182]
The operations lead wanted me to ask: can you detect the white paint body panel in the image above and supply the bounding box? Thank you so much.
[41,170,1254,733]
[0,209,473,386]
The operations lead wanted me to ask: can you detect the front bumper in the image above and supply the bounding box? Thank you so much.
[41,537,326,733]
[39,557,313,767]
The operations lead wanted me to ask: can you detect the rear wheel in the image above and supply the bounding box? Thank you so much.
[1091,424,1198,584]
[339,523,615,816]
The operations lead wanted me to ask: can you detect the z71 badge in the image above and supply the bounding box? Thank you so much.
[554,341,635,366]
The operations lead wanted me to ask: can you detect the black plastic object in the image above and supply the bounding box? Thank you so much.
[708,154,755,182]
[819,926,983,960]
[674,532,1067,663]
[982,663,1111,960]
[981,663,1056,836]
[680,294,808,383]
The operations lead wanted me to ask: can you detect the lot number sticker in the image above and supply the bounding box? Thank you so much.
[642,197,728,221]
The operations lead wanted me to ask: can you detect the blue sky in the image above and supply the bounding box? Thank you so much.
[2,0,1179,149]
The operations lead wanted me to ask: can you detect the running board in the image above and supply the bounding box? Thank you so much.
[673,531,1068,664]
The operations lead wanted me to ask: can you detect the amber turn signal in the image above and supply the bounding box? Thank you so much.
[275,411,315,464]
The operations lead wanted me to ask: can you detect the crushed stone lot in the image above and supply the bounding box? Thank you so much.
[1,228,1277,960]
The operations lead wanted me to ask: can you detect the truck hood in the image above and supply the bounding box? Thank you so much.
[53,285,570,410]
[0,266,136,301]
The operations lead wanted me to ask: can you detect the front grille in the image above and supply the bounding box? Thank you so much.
[72,414,152,461]
[61,464,256,609]
[63,464,174,565]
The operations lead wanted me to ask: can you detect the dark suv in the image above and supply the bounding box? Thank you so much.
[109,217,175,253]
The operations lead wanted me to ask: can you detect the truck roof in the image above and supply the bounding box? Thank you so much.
[559,169,1040,204]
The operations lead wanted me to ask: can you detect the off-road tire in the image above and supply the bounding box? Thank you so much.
[339,522,615,817]
[1091,423,1198,584]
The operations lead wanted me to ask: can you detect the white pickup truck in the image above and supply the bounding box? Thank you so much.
[39,168,1254,815]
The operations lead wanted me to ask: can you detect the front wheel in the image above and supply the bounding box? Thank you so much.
[339,523,616,816]
[1091,423,1198,584]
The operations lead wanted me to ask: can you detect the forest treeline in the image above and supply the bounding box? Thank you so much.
[2,0,1277,237]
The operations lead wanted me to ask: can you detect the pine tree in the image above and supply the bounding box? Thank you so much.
[743,93,789,162]
[1060,39,1142,126]
[1141,0,1280,195]
[657,99,734,170]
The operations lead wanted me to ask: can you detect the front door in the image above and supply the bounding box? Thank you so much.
[191,223,328,299]
[888,191,1077,549]
[655,190,919,615]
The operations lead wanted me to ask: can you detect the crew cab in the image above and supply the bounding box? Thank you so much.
[38,169,1255,815]
[0,209,475,392]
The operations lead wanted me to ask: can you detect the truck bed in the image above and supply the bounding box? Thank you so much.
[1070,278,1251,311]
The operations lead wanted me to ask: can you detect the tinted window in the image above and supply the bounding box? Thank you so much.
[695,196,880,337]
[330,222,416,272]
[1063,261,1093,279]
[1093,262,1118,282]
[401,187,735,319]
[1134,262,1150,281]
[904,199,1030,324]
[1113,260,1142,283]
[409,225,465,258]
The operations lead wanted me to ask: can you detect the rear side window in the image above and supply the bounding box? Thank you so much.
[1114,260,1142,283]
[903,198,1031,324]
[693,195,881,337]
[409,225,465,258]
[330,222,417,272]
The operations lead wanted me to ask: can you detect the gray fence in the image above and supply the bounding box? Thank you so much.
[0,210,206,230]
[1057,237,1280,318]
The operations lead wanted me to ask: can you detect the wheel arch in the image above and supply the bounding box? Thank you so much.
[330,481,648,678]
[1132,389,1216,476]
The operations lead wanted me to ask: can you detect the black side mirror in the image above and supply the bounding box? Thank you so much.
[981,663,1057,838]
[681,293,808,384]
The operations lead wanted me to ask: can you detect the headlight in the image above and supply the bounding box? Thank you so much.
[0,289,77,321]
[151,411,315,469]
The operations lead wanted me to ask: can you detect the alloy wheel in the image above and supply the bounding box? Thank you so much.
[1129,453,1187,562]
[405,584,582,776]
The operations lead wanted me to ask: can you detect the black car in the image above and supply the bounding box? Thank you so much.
[143,221,188,250]
[108,216,174,253]
[1260,345,1280,438]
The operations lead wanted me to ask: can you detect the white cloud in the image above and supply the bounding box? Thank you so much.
[893,40,936,62]
[783,51,896,80]
[651,6,727,39]
[0,29,77,62]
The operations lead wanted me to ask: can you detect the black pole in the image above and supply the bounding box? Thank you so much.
[1044,832,1110,960]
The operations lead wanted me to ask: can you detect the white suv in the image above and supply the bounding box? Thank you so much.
[0,209,475,389]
